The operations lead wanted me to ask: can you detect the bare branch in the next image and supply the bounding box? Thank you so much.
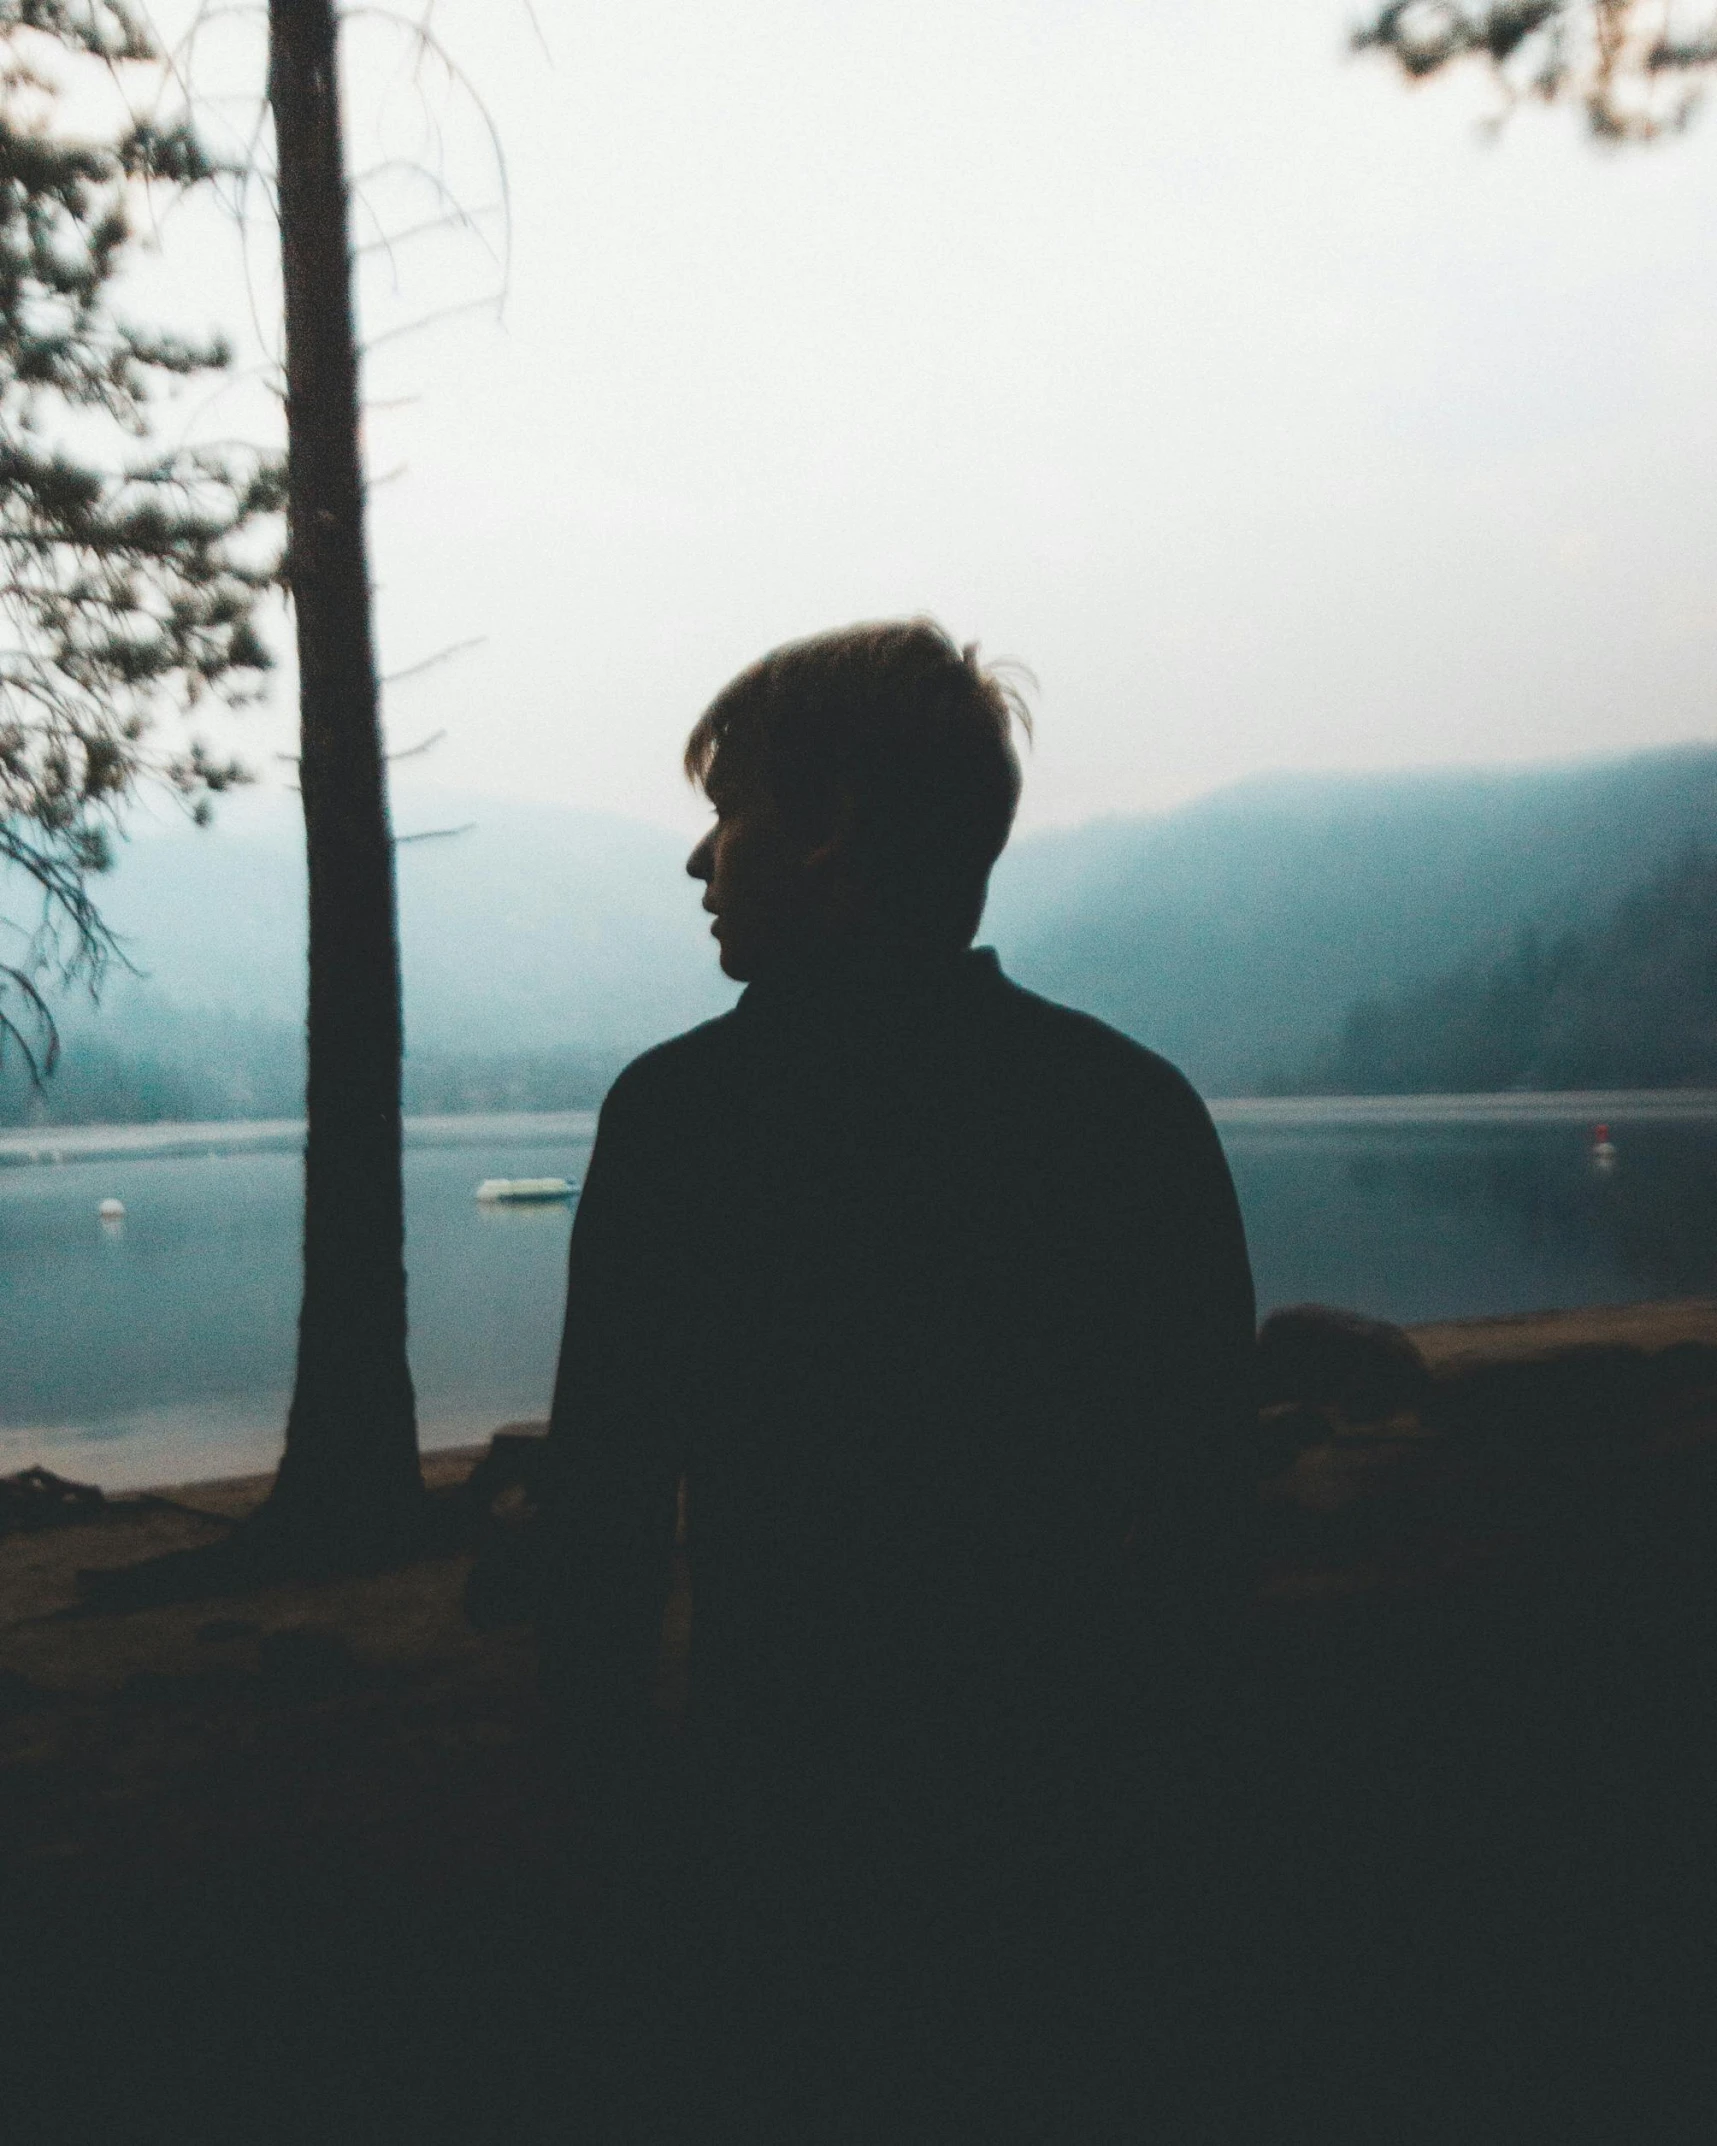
[384,726,445,760]
[352,201,504,261]
[380,635,482,687]
[341,4,515,309]
[518,0,552,65]
[359,293,501,355]
[393,820,473,844]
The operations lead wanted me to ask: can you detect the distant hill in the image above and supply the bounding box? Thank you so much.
[1,781,733,1124]
[1303,844,1717,1094]
[58,783,740,1052]
[6,742,1717,1120]
[988,746,1717,1091]
[0,1007,636,1127]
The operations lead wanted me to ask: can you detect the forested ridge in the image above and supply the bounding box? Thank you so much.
[1300,844,1717,1095]
[8,744,1717,1121]
[0,1023,630,1127]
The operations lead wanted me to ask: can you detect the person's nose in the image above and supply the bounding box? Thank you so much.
[686,827,715,883]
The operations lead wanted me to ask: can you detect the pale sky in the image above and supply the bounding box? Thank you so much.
[120,0,1717,835]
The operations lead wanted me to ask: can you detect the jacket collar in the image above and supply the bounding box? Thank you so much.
[737,945,1003,1027]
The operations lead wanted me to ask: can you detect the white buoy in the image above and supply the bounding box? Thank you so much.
[98,1197,125,1220]
[475,1177,575,1204]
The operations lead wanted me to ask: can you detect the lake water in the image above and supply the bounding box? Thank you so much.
[5,1095,1717,1489]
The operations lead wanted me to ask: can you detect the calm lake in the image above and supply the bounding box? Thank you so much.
[4,1094,1717,1489]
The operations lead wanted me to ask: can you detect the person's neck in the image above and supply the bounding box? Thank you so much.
[745,936,979,1000]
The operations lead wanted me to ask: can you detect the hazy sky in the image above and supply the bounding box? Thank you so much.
[126,0,1717,834]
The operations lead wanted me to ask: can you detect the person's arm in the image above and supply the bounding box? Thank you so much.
[1122,1066,1258,1681]
[535,1066,686,1800]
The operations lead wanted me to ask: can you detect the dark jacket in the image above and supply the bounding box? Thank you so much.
[537,946,1255,1825]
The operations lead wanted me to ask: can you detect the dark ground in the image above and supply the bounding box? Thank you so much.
[4,1307,1717,2144]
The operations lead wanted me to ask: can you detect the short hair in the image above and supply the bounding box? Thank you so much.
[684,618,1031,942]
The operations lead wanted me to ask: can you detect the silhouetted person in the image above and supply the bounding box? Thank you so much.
[537,620,1256,2142]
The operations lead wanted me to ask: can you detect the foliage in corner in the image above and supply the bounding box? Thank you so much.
[1354,0,1717,140]
[0,0,282,1079]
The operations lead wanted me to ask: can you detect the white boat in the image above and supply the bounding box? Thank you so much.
[474,1176,577,1204]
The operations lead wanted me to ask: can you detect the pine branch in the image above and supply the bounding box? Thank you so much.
[1354,1,1717,140]
[0,6,283,1074]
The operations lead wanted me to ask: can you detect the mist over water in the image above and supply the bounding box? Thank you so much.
[3,1104,1715,1489]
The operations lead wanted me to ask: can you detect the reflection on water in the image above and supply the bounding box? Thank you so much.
[0,1136,590,1486]
[1231,1117,1717,1326]
[3,1107,1716,1486]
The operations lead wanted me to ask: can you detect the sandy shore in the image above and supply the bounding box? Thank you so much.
[1408,1293,1717,1371]
[1,1444,496,1697]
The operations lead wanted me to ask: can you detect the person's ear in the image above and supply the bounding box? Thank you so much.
[800,795,865,924]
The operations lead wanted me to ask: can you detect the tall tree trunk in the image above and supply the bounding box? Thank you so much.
[268,0,420,1527]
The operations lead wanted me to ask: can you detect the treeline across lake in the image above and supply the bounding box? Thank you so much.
[1300,844,1717,1095]
[990,743,1717,1092]
[0,1007,298,1128]
[0,1014,630,1128]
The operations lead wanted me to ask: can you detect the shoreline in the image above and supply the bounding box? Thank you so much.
[68,1291,1717,1507]
[0,1107,601,1168]
[0,1289,1709,1653]
[5,1087,1717,1168]
[1407,1290,1717,1369]
[12,1295,1717,1508]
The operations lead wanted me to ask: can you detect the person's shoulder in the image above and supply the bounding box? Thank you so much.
[988,974,1236,1206]
[601,1009,743,1112]
[990,969,1210,1123]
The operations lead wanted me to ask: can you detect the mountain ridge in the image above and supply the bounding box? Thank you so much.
[6,741,1716,1118]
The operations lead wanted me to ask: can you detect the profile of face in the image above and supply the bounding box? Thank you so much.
[686,778,843,981]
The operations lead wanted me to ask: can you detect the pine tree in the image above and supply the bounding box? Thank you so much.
[1355,1,1717,140]
[264,0,422,1536]
[0,1,281,1078]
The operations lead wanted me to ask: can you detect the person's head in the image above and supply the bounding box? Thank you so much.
[684,618,1030,981]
